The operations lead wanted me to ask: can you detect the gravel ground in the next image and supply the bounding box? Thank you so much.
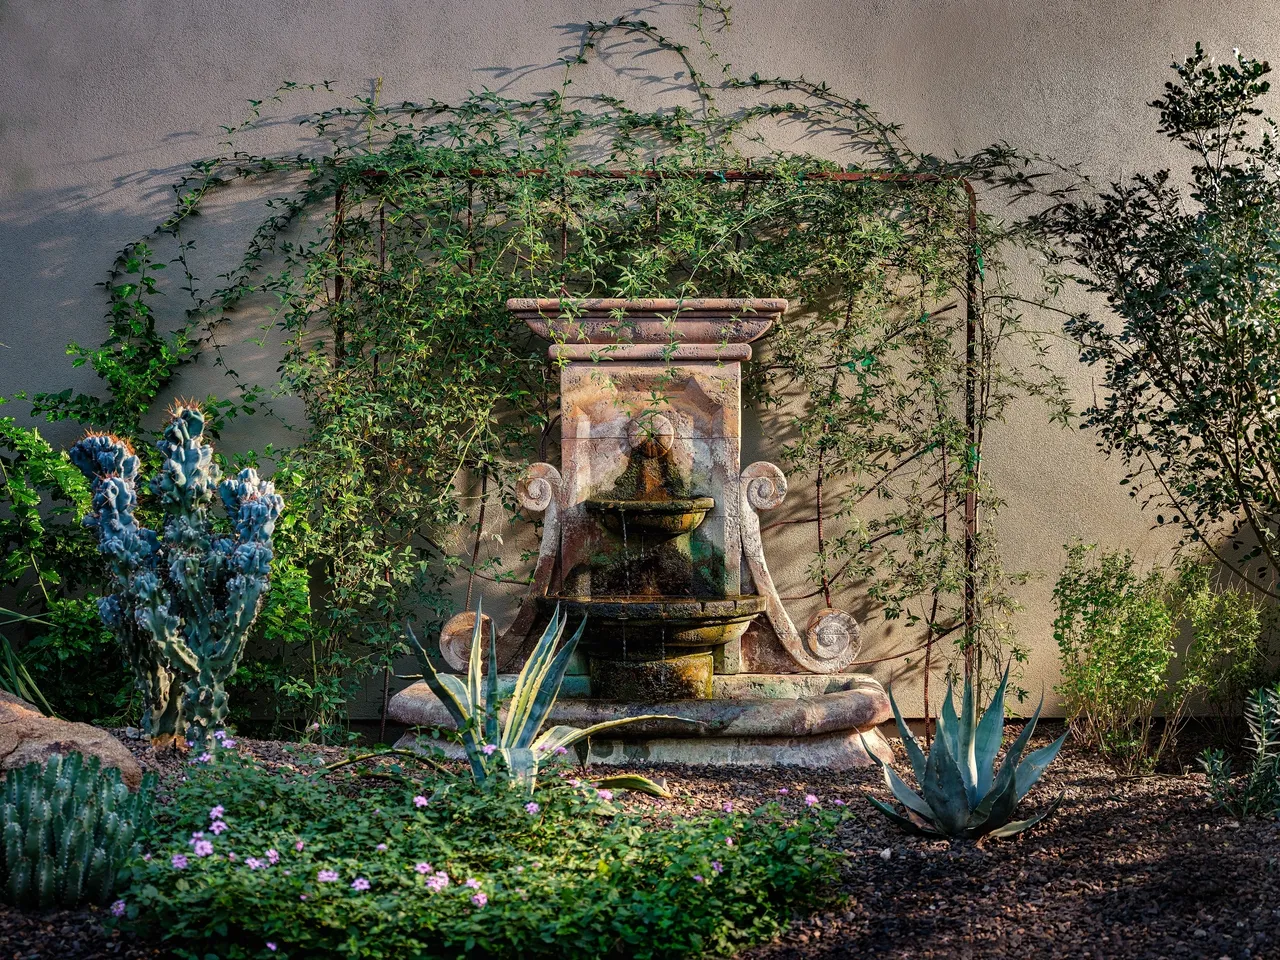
[2,724,1277,960]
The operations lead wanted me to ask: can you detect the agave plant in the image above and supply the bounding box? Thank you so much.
[405,604,682,796]
[866,670,1066,840]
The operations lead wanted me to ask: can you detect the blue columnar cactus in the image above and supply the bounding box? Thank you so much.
[0,752,155,909]
[70,405,282,750]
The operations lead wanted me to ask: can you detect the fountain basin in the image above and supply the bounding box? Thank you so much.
[550,595,767,651]
[585,497,715,538]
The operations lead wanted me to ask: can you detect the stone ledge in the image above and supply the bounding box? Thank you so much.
[387,673,891,743]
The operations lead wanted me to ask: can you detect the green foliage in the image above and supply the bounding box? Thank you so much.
[121,749,840,959]
[17,9,1076,717]
[1200,681,1280,819]
[1044,44,1280,598]
[0,752,155,909]
[866,669,1065,840]
[20,599,135,725]
[70,407,283,750]
[1052,542,1265,773]
[407,604,675,795]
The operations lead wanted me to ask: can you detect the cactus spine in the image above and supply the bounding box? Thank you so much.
[0,752,155,909]
[71,405,283,750]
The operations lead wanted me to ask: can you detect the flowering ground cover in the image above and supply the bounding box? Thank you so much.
[0,727,1276,960]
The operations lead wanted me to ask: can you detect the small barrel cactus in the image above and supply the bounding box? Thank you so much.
[0,752,156,910]
[71,404,283,750]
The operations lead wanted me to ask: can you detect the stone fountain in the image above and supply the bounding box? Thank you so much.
[388,298,892,769]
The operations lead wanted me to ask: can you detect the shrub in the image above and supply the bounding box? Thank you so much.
[20,598,135,725]
[1200,682,1280,819]
[1,752,155,910]
[120,751,840,959]
[1053,543,1265,772]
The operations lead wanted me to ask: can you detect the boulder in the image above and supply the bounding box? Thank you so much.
[0,690,143,790]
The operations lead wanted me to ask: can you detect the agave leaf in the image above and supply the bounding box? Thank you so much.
[974,667,1010,798]
[466,605,484,727]
[514,615,587,749]
[883,762,936,822]
[984,790,1065,840]
[867,794,941,837]
[888,688,927,786]
[966,761,1018,839]
[505,607,569,747]
[483,611,500,748]
[591,774,672,798]
[1015,730,1068,803]
[500,747,538,794]
[405,624,484,782]
[958,672,979,804]
[939,684,960,762]
[1000,693,1046,773]
[919,724,970,835]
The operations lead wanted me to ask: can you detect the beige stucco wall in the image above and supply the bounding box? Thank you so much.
[4,0,1275,717]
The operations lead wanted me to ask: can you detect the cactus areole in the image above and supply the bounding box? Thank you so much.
[70,405,283,751]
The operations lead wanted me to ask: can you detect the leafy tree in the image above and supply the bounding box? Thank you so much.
[1044,45,1280,597]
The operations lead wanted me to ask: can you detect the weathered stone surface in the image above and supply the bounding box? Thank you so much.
[395,724,892,771]
[0,691,143,789]
[510,297,785,344]
[388,672,892,763]
[549,344,754,361]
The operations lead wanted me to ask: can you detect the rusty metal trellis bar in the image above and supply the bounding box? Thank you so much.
[358,166,983,675]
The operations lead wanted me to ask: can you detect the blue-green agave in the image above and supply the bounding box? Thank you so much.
[405,604,681,796]
[866,670,1067,840]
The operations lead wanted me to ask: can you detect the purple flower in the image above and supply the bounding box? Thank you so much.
[266,943,277,952]
[465,878,482,890]
[375,843,387,852]
[778,788,789,795]
[299,894,307,901]
[413,795,429,808]
[471,891,488,907]
[693,874,704,883]
[110,899,126,917]
[554,746,568,755]
[317,869,339,883]
[833,799,846,807]
[726,838,735,847]
[722,801,733,813]
[170,854,188,870]
[524,802,540,815]
[221,738,237,748]
[209,805,225,820]
[228,852,237,861]
[425,872,449,892]
[210,820,228,835]
[309,722,320,731]
[805,794,819,807]
[481,744,498,756]
[295,840,305,851]
[196,753,212,764]
[267,849,280,864]
[415,862,433,874]
[596,789,614,801]
[711,860,724,874]
[351,877,370,891]
[246,857,265,870]
[142,853,151,862]
[192,840,214,858]
[567,778,582,788]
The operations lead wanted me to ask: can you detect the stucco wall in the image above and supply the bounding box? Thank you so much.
[4,0,1276,717]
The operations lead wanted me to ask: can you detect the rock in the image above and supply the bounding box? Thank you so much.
[0,690,143,790]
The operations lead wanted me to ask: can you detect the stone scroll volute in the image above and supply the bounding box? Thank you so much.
[438,463,563,672]
[739,461,862,673]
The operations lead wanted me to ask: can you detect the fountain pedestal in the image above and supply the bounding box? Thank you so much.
[388,298,892,768]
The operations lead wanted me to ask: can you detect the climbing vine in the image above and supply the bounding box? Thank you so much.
[25,7,1069,730]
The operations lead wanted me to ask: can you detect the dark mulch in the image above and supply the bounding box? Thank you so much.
[2,724,1277,960]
